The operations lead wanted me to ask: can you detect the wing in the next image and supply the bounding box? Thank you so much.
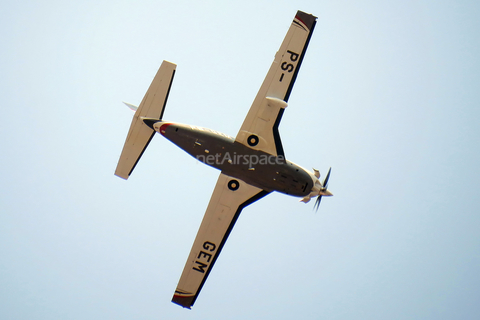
[172,173,269,309]
[235,11,317,156]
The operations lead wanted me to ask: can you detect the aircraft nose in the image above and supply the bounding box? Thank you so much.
[321,189,333,197]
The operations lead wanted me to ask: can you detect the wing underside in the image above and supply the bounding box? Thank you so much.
[236,11,317,157]
[172,173,269,309]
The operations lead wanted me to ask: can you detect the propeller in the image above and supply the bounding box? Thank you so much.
[314,167,332,212]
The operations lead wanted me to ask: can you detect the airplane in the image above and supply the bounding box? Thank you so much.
[115,10,332,309]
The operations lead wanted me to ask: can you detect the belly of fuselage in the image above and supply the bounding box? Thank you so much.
[159,122,312,197]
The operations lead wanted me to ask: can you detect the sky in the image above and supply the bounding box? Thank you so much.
[1,0,480,319]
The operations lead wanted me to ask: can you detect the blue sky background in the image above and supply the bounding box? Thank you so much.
[1,0,479,319]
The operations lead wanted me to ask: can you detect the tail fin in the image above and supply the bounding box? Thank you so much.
[115,61,176,180]
[123,101,138,111]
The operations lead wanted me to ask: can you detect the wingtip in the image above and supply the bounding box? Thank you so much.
[114,171,129,180]
[172,295,194,309]
[295,10,317,30]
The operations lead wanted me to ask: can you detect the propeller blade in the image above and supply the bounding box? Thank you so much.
[314,196,322,212]
[313,167,332,212]
[323,167,332,188]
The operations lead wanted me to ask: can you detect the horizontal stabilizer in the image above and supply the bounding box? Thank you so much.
[115,61,176,179]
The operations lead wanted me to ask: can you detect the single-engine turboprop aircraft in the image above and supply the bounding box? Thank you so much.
[115,10,332,309]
